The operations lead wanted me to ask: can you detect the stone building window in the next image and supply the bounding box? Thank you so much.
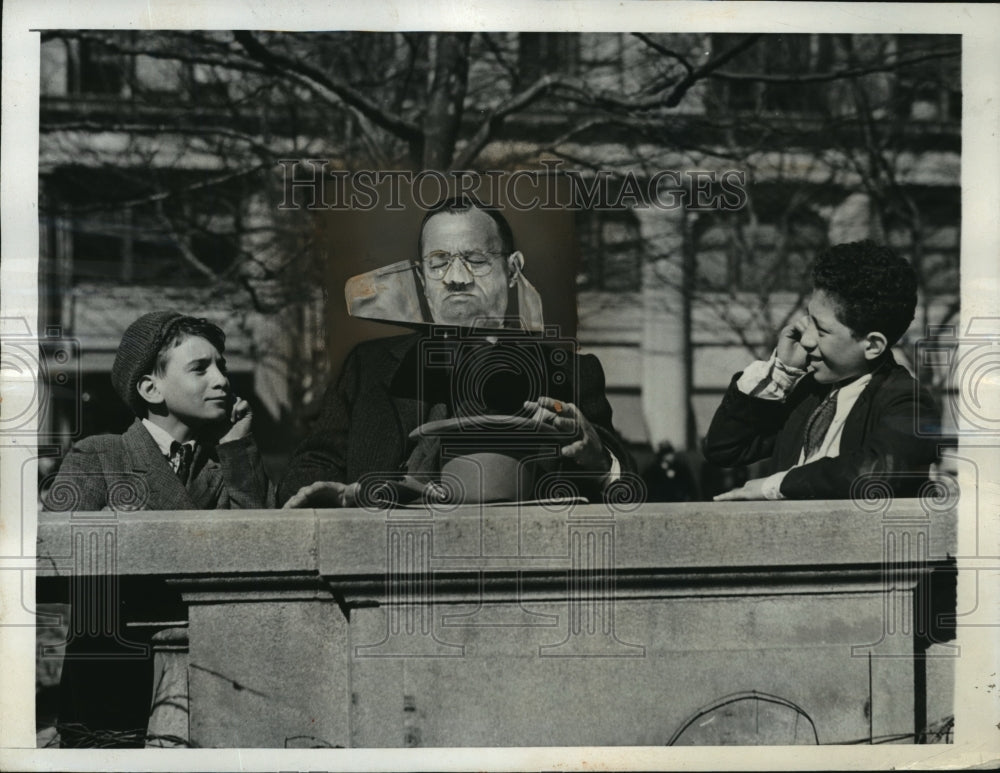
[708,33,834,115]
[692,206,825,294]
[70,37,133,96]
[575,209,642,293]
[43,170,241,286]
[518,33,580,83]
[892,34,961,123]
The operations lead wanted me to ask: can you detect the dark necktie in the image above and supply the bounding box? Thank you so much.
[172,442,195,485]
[802,389,839,460]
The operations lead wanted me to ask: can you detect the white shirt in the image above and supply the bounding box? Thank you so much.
[736,352,872,499]
[141,419,197,473]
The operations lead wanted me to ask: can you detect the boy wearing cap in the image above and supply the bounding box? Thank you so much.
[703,241,944,500]
[44,311,271,747]
[45,311,271,513]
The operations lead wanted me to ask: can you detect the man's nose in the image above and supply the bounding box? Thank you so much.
[442,255,474,286]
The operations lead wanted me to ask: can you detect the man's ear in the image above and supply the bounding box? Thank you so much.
[507,251,525,287]
[862,331,889,361]
[136,374,165,406]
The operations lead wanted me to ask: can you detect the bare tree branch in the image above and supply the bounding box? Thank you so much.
[154,203,219,281]
[663,34,763,107]
[233,31,422,143]
[631,33,695,75]
[42,163,269,215]
[453,72,568,168]
[710,48,959,85]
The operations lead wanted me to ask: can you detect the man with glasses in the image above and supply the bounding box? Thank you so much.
[416,202,520,329]
[279,196,633,507]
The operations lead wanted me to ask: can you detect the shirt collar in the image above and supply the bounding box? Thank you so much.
[831,372,873,419]
[834,372,872,400]
[141,418,196,457]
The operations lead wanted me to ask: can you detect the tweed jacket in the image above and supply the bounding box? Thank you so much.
[43,419,272,511]
[703,353,945,499]
[278,332,635,504]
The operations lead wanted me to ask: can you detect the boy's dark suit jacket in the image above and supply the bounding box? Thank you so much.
[278,332,635,505]
[45,419,271,512]
[704,354,946,499]
[43,420,271,746]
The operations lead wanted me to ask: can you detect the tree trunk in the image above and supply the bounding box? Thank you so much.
[421,33,471,170]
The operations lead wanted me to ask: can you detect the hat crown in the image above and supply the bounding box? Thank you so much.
[110,311,184,416]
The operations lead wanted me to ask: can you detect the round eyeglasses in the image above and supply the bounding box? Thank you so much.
[422,250,504,279]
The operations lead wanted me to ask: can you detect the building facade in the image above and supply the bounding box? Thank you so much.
[38,31,961,481]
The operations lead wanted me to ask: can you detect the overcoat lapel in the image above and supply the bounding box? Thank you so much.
[121,420,198,510]
[837,355,895,453]
[187,443,225,509]
[777,354,898,470]
[385,333,428,437]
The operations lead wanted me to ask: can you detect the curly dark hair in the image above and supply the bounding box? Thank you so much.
[152,317,226,376]
[812,240,917,346]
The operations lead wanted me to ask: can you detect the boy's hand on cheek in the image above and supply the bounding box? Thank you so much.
[776,315,811,371]
[218,397,253,444]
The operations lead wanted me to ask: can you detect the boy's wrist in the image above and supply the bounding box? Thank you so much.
[217,432,255,449]
[736,350,806,401]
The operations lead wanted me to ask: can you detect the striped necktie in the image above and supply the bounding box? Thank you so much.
[802,389,839,461]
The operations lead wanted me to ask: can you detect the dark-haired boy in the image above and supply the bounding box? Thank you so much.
[45,310,271,512]
[704,241,943,500]
[44,311,271,747]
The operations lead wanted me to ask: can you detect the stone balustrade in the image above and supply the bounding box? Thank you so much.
[36,499,956,747]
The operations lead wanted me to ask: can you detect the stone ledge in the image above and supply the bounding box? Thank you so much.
[37,499,956,582]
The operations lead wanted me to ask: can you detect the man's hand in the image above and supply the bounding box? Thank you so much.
[713,477,768,501]
[524,396,610,473]
[218,397,253,444]
[776,315,811,371]
[283,480,359,509]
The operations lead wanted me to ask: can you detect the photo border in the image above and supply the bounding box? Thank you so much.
[2,1,998,770]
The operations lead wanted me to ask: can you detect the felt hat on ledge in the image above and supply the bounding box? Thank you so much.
[409,414,563,504]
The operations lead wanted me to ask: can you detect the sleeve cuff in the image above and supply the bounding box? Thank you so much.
[217,434,256,453]
[761,470,787,500]
[735,351,807,401]
[603,450,622,487]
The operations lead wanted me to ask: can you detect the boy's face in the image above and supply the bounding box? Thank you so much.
[147,335,231,427]
[800,289,872,384]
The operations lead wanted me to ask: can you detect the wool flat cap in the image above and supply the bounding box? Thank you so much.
[110,310,186,416]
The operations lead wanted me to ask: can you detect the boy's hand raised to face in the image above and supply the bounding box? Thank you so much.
[217,396,253,444]
[776,315,811,371]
